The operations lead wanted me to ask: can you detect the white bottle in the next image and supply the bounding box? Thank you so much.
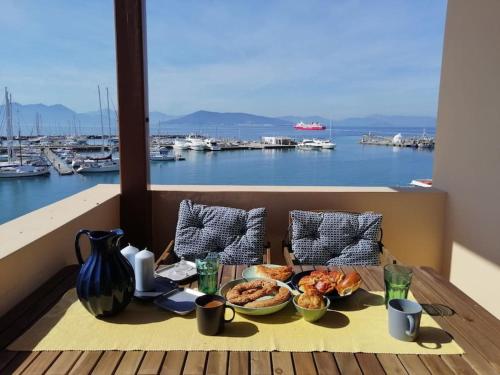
[134,248,155,292]
[120,243,139,271]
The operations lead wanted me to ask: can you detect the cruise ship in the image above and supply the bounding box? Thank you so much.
[294,121,326,130]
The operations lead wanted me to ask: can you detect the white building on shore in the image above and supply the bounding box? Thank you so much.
[261,136,293,145]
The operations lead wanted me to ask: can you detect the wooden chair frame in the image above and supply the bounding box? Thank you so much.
[282,210,398,267]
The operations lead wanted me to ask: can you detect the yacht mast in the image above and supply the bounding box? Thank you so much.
[4,88,13,163]
[35,112,41,136]
[106,87,112,141]
[18,128,22,166]
[111,97,119,139]
[97,85,104,153]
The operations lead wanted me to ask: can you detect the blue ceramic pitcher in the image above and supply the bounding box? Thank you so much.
[75,229,135,317]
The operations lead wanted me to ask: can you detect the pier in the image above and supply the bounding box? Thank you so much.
[244,142,296,150]
[42,148,74,175]
[360,133,435,149]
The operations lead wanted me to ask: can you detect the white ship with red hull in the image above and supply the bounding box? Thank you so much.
[294,121,326,130]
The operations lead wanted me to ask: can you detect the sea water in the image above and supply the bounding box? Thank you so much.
[0,125,434,224]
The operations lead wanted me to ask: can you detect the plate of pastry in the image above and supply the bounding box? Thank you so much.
[219,277,293,315]
[290,269,362,300]
[241,264,294,282]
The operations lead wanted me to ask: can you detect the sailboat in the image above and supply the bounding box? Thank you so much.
[0,88,50,178]
[76,86,119,173]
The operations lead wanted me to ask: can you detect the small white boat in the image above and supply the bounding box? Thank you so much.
[204,138,221,151]
[313,139,336,149]
[297,139,323,150]
[0,165,50,178]
[71,157,84,168]
[410,179,433,188]
[150,151,175,161]
[76,160,119,173]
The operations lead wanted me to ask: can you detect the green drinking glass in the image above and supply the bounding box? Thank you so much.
[384,264,413,307]
[196,252,220,295]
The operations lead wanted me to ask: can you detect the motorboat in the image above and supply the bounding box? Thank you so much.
[76,159,119,173]
[172,139,189,150]
[204,138,221,151]
[71,157,84,169]
[0,165,50,178]
[186,135,207,151]
[313,139,336,149]
[150,150,175,161]
[410,179,433,188]
[297,139,323,150]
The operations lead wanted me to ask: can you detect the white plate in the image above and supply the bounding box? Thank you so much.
[156,260,197,282]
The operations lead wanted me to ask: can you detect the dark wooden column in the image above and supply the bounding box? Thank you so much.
[114,0,152,249]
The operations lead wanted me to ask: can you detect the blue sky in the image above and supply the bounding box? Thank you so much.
[0,0,447,118]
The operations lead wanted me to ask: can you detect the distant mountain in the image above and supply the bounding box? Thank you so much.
[166,110,292,126]
[0,102,175,134]
[8,103,76,124]
[0,102,435,135]
[150,111,178,124]
[78,110,176,127]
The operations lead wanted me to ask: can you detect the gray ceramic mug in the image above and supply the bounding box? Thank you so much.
[388,299,422,341]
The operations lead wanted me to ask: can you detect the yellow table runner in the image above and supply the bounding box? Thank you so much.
[9,289,463,354]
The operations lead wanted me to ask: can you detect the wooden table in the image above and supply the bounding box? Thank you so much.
[1,264,500,374]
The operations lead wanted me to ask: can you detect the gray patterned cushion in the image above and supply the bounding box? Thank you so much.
[174,200,267,264]
[291,210,382,266]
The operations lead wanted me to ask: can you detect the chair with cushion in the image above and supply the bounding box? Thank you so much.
[282,210,397,266]
[156,199,270,267]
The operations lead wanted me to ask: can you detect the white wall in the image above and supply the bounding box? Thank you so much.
[433,0,500,318]
[151,185,446,269]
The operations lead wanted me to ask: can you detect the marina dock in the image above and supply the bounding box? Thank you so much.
[43,148,74,175]
[244,142,296,150]
[360,133,435,149]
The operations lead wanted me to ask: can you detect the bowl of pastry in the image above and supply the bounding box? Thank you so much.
[219,278,293,316]
[241,264,294,282]
[293,285,331,322]
[291,269,362,300]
